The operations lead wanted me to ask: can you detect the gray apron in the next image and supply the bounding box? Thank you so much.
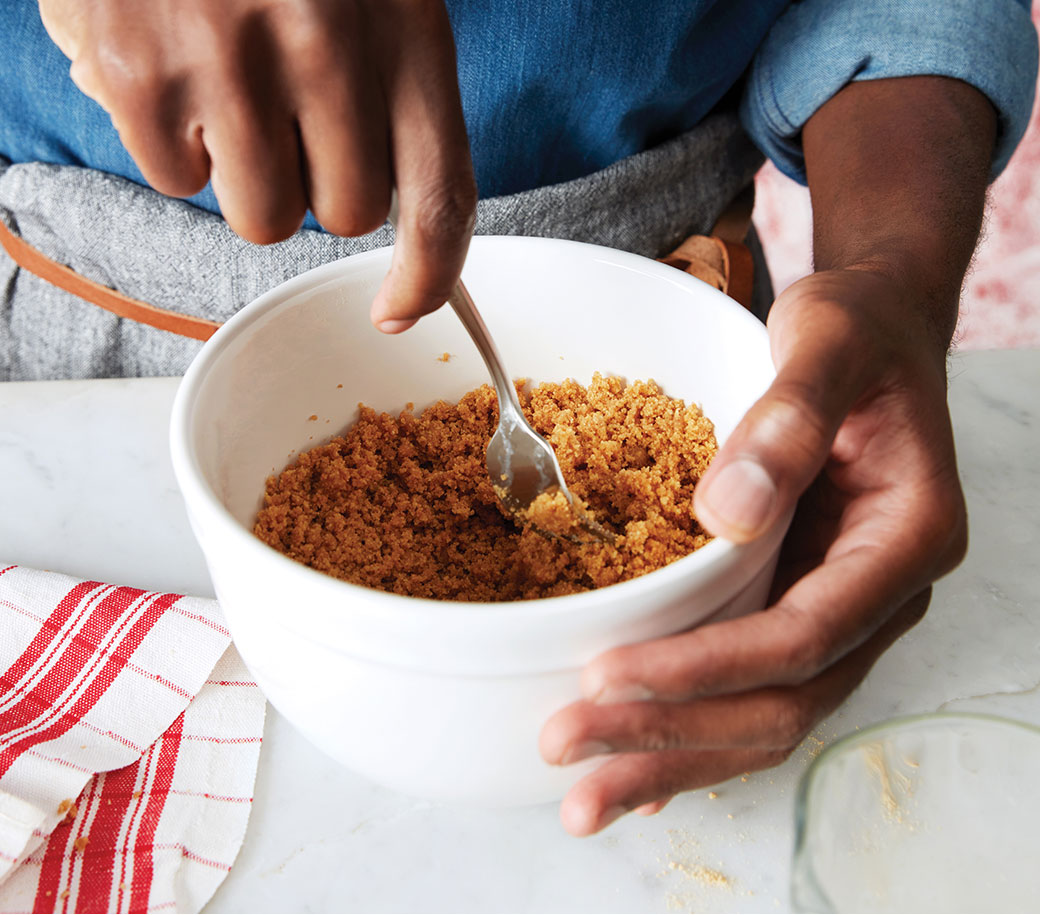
[0,110,771,381]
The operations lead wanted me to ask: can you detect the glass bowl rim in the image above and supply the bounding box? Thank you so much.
[790,711,1040,912]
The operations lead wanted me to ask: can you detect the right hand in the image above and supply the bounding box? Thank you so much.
[38,0,477,332]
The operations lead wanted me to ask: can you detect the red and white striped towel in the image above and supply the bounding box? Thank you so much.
[0,564,266,913]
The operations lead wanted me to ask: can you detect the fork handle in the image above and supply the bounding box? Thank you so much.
[445,281,526,421]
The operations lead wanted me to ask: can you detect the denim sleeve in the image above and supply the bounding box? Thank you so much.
[741,0,1039,184]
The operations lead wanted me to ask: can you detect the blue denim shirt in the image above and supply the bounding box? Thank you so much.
[743,0,1038,183]
[1,0,1036,226]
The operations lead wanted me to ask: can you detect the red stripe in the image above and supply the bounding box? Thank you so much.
[147,845,233,871]
[178,847,233,871]
[33,778,98,912]
[124,663,193,699]
[169,605,230,637]
[0,596,47,623]
[0,565,16,576]
[26,749,92,774]
[0,583,122,735]
[113,744,158,914]
[73,753,150,914]
[0,690,145,753]
[0,581,104,713]
[129,711,184,913]
[62,775,106,915]
[0,591,178,777]
[70,718,144,753]
[168,789,252,804]
[181,734,262,745]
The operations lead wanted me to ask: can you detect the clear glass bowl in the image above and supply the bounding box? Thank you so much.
[791,713,1040,913]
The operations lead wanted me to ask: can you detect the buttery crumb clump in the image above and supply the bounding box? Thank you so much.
[254,374,717,601]
[518,488,586,538]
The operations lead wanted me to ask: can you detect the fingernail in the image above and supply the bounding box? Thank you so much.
[376,318,417,334]
[700,458,777,536]
[561,740,612,765]
[592,683,655,705]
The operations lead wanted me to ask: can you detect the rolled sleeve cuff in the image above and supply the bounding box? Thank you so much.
[741,0,1039,184]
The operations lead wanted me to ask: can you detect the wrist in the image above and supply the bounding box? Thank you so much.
[773,268,953,384]
[803,76,995,356]
[832,253,961,356]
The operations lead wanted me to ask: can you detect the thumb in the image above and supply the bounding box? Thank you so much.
[693,294,867,542]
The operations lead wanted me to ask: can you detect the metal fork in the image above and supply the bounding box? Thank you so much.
[385,197,617,547]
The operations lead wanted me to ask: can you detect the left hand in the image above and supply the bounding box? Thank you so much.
[539,265,968,836]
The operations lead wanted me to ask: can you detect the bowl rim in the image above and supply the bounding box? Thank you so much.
[169,235,783,625]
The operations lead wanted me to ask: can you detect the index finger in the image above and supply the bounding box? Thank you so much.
[369,0,476,333]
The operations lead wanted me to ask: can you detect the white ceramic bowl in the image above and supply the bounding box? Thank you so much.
[170,236,788,806]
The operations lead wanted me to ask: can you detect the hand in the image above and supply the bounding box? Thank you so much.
[539,267,968,836]
[37,0,477,332]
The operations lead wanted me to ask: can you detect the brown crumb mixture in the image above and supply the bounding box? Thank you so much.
[254,374,717,601]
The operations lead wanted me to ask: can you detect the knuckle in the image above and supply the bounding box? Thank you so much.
[411,179,478,252]
[927,483,968,573]
[640,717,688,753]
[772,604,832,682]
[761,382,835,464]
[89,43,167,102]
[768,693,816,746]
[313,192,389,238]
[280,9,353,77]
[899,475,969,582]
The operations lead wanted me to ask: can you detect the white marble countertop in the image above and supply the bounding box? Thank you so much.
[1,348,1038,913]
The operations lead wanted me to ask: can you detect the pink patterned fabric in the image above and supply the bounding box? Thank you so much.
[0,565,265,913]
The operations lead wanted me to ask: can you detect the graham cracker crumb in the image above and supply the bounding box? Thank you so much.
[255,375,717,601]
[74,836,89,853]
[437,352,452,363]
[658,826,735,910]
[863,744,904,821]
[804,732,826,760]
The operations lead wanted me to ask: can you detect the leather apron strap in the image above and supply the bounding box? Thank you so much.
[0,218,221,341]
[0,189,755,343]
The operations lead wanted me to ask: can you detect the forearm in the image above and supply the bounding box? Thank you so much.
[803,76,996,350]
